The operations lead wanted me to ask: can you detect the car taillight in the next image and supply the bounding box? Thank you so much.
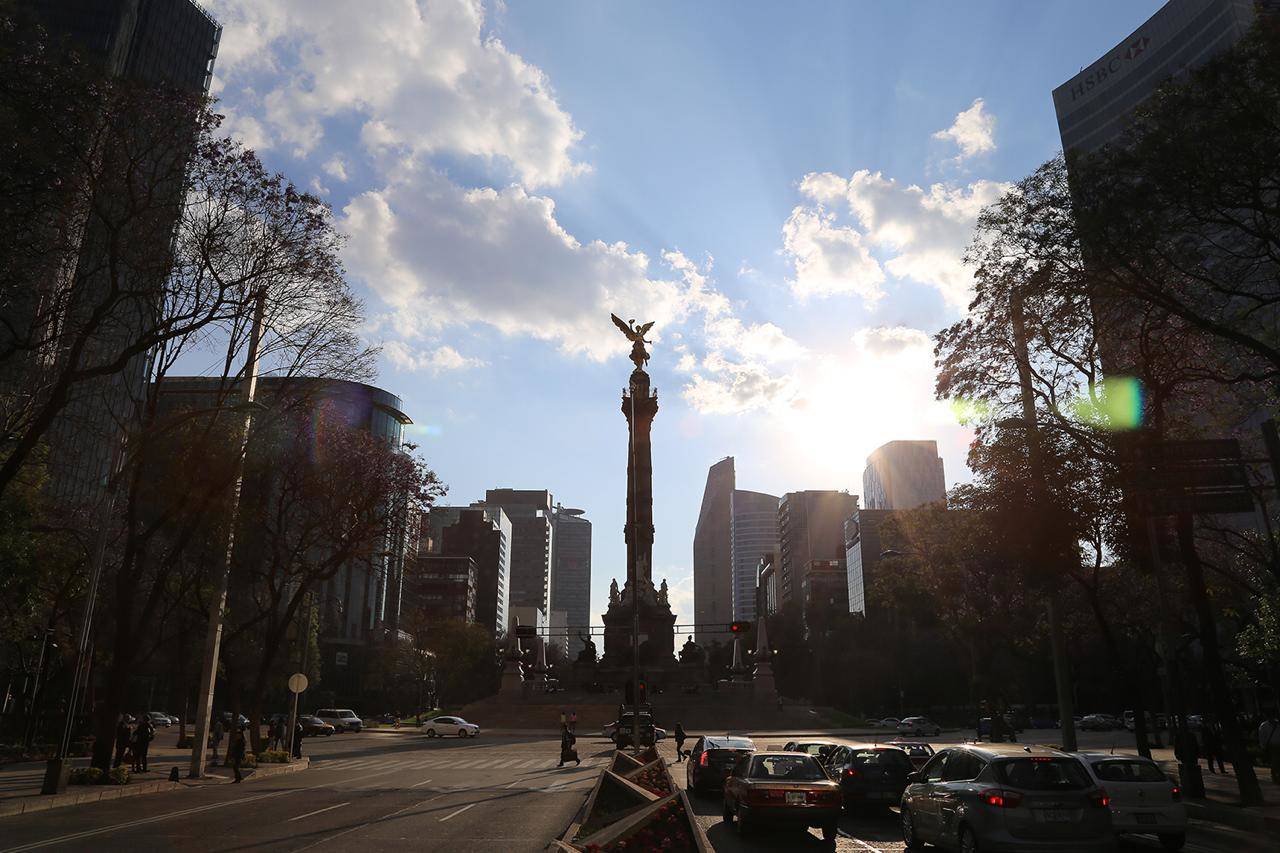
[843,767,860,779]
[806,790,841,804]
[1089,789,1111,809]
[980,788,1023,808]
[699,751,708,766]
[1170,785,1180,802]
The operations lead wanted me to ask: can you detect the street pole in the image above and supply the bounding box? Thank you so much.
[24,629,53,749]
[287,592,313,759]
[188,289,268,779]
[1009,284,1077,753]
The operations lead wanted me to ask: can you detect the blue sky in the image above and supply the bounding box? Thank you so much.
[205,0,1164,627]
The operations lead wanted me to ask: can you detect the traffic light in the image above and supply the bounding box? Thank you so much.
[638,679,647,703]
[728,620,753,634]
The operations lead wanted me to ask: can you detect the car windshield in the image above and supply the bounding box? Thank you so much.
[850,749,912,767]
[708,737,754,749]
[995,758,1091,790]
[891,744,932,756]
[1090,760,1166,783]
[796,743,833,756]
[749,755,827,780]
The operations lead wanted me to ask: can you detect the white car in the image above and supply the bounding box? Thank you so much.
[877,717,901,728]
[897,716,941,736]
[422,715,480,738]
[146,711,174,727]
[314,708,363,732]
[1078,752,1186,850]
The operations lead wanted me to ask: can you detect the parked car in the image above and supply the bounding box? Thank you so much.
[686,735,756,796]
[146,711,173,727]
[826,743,913,810]
[722,751,841,842]
[1080,714,1120,731]
[900,743,1114,852]
[421,715,479,737]
[299,715,336,737]
[218,712,250,728]
[885,740,935,770]
[1077,752,1185,850]
[898,716,942,736]
[314,708,363,732]
[781,739,841,767]
[613,712,656,748]
[877,717,902,728]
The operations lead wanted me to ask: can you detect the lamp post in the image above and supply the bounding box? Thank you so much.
[24,629,56,749]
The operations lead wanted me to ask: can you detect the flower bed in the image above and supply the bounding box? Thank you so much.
[560,751,708,852]
[573,772,657,841]
[580,794,701,852]
[624,759,673,796]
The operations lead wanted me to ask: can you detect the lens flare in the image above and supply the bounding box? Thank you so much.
[949,397,992,426]
[1069,376,1143,430]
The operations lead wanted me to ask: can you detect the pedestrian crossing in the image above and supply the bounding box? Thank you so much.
[312,755,609,773]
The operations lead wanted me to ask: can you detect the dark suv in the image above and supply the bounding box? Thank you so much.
[686,735,756,795]
[825,743,913,810]
[900,743,1113,852]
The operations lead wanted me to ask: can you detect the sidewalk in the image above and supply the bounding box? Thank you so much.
[0,730,309,818]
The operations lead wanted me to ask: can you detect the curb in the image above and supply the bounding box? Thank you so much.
[1186,799,1280,835]
[0,758,309,819]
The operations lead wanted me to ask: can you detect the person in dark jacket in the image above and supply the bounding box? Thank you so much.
[557,726,579,767]
[674,723,688,762]
[113,716,131,768]
[134,718,154,772]
[1201,721,1227,774]
[229,725,247,782]
[292,721,304,759]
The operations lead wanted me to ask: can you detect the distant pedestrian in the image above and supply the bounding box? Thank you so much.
[674,723,688,762]
[133,718,154,772]
[558,727,579,768]
[1201,722,1227,775]
[292,721,304,759]
[211,718,225,761]
[269,719,282,751]
[113,716,131,768]
[230,725,247,783]
[559,710,567,731]
[570,709,578,733]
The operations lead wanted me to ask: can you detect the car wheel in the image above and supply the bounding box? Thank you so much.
[426,728,436,738]
[469,731,477,738]
[959,825,979,853]
[458,728,467,738]
[1159,832,1186,851]
[901,806,921,848]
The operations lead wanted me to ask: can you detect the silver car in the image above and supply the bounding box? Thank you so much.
[1077,753,1185,850]
[900,743,1114,852]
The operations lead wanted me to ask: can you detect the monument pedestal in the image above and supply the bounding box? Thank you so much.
[601,580,676,668]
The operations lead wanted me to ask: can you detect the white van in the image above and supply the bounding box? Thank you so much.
[314,708,363,732]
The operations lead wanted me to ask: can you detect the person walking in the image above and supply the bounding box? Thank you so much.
[674,723,688,762]
[229,724,247,783]
[559,709,567,731]
[113,716,131,769]
[570,709,578,733]
[270,718,283,751]
[1202,722,1227,775]
[292,721,304,759]
[557,726,580,768]
[211,717,225,762]
[135,717,154,772]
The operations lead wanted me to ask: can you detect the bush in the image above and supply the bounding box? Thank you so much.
[257,750,290,764]
[107,767,129,785]
[69,767,103,785]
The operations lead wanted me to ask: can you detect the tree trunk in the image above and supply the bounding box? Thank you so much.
[1176,512,1262,805]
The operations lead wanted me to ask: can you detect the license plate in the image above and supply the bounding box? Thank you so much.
[786,792,805,805]
[1037,809,1074,823]
[1136,813,1158,825]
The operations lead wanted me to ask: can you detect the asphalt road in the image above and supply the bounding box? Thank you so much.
[0,729,1273,852]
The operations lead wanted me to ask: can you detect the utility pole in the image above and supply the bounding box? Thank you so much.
[1009,284,1077,753]
[188,289,268,778]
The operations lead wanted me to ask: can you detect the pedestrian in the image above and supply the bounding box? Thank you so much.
[570,709,577,733]
[1259,715,1279,784]
[270,718,283,751]
[558,726,579,768]
[211,717,225,762]
[1202,722,1227,775]
[559,709,567,731]
[674,723,687,762]
[229,724,246,783]
[113,716,131,768]
[135,717,154,772]
[292,721,304,759]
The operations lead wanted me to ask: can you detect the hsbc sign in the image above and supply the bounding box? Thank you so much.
[1068,35,1152,102]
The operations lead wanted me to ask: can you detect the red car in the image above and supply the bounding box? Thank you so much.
[722,751,842,844]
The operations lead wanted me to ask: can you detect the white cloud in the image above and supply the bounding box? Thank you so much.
[933,98,996,161]
[323,156,349,182]
[854,325,933,355]
[783,170,1010,308]
[207,0,585,187]
[382,341,486,374]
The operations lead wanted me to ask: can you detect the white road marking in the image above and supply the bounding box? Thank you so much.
[288,792,448,853]
[838,830,883,852]
[410,778,434,788]
[438,803,476,822]
[287,802,349,822]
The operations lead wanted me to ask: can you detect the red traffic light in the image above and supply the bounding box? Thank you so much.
[729,620,753,634]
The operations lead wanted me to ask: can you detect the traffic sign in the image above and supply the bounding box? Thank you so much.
[287,673,309,694]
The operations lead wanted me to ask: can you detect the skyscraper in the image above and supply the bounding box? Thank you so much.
[693,457,735,644]
[730,489,779,622]
[481,489,554,628]
[845,509,894,616]
[863,440,946,511]
[550,504,592,658]
[427,506,512,637]
[1052,0,1266,156]
[777,490,858,609]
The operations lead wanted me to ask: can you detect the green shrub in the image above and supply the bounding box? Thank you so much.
[106,766,129,785]
[256,750,290,764]
[69,767,103,785]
